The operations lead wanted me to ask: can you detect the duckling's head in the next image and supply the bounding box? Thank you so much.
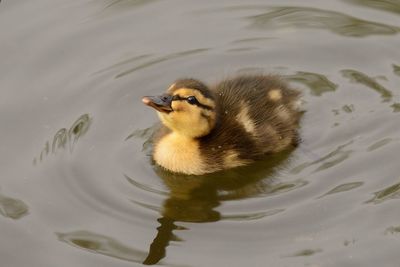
[142,79,217,138]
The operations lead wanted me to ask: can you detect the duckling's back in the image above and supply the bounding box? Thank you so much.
[199,75,301,170]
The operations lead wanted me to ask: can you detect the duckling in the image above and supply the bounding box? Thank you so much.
[142,74,302,175]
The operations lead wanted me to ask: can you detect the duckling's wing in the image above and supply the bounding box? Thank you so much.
[215,75,301,154]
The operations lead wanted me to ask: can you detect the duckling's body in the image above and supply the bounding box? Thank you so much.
[142,75,301,175]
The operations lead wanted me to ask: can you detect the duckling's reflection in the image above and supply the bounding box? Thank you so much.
[142,150,292,265]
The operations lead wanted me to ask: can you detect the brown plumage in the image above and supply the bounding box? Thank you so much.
[142,74,302,175]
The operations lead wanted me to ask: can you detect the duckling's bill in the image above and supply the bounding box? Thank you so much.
[142,95,173,113]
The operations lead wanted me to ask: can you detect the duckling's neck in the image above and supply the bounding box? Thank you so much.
[153,132,207,175]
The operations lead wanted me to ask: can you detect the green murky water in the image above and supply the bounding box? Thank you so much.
[1,0,400,266]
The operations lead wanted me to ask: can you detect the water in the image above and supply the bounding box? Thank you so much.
[1,0,400,266]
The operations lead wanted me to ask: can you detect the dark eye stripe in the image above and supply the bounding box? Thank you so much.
[172,95,213,110]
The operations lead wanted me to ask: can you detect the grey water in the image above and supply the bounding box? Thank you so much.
[1,0,400,266]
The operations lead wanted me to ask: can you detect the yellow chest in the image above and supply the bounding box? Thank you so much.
[153,133,207,175]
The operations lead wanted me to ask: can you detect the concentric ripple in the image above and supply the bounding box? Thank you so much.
[2,0,400,266]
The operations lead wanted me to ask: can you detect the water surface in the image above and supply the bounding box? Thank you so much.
[1,0,400,266]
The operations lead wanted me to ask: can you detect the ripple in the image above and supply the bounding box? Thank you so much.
[367,138,393,151]
[314,150,352,172]
[222,209,285,221]
[130,199,161,213]
[385,225,400,235]
[102,0,158,10]
[341,69,393,102]
[342,104,355,113]
[0,192,29,219]
[345,0,400,15]
[51,129,68,153]
[125,125,159,156]
[231,37,276,44]
[247,6,400,37]
[34,114,92,164]
[226,47,259,52]
[391,103,400,112]
[284,71,338,96]
[393,64,400,76]
[70,114,91,143]
[57,230,147,263]
[115,49,209,78]
[291,141,353,174]
[366,182,400,204]
[318,182,364,198]
[284,248,323,257]
[125,174,168,196]
[94,54,152,75]
[90,0,160,19]
[236,67,266,73]
[344,239,357,246]
[125,124,157,141]
[260,180,309,197]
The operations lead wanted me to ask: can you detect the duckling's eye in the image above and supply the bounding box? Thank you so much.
[186,96,199,105]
